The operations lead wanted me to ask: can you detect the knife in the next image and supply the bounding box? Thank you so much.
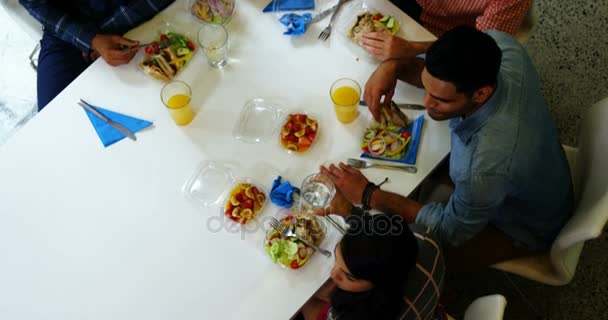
[309,4,338,24]
[79,99,137,141]
[359,100,426,111]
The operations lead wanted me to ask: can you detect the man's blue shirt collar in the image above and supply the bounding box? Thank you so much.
[449,75,504,144]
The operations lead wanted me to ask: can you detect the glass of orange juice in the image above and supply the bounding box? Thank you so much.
[161,80,195,126]
[330,78,361,124]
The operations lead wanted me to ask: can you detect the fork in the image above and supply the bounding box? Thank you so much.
[268,217,332,257]
[348,158,418,174]
[318,0,350,41]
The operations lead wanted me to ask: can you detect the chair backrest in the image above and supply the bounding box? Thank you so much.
[463,295,507,320]
[1,0,43,40]
[550,97,608,282]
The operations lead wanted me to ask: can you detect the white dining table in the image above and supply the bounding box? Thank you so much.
[0,1,449,319]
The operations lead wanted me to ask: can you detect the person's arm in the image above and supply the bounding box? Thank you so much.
[319,163,423,222]
[359,33,433,61]
[98,0,175,35]
[416,173,507,246]
[19,0,98,51]
[364,58,425,121]
[368,189,422,223]
[476,0,532,35]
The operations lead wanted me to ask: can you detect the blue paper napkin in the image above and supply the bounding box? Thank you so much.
[270,176,300,208]
[361,115,425,165]
[279,13,312,35]
[83,105,153,147]
[263,0,314,12]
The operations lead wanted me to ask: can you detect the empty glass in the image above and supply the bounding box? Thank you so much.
[197,23,229,68]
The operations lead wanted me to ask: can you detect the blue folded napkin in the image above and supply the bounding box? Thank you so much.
[270,176,300,208]
[263,0,314,12]
[361,115,425,165]
[83,105,153,147]
[279,13,312,35]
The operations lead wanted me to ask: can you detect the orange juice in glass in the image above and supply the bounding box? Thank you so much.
[330,78,361,124]
[161,80,195,125]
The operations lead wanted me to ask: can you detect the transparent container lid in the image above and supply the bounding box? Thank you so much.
[233,98,284,144]
[183,161,235,208]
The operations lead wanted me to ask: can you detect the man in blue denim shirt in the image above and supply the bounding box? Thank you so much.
[322,26,573,271]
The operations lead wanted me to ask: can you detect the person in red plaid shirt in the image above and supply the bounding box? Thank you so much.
[359,0,531,61]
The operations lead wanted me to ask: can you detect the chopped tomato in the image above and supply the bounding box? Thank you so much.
[307,133,316,142]
[285,121,294,131]
[363,146,371,154]
[226,203,234,213]
[290,260,301,269]
[285,134,298,143]
[373,13,383,20]
[292,123,302,132]
[294,114,307,122]
[242,199,254,210]
[152,44,160,54]
[401,131,411,139]
[305,127,314,135]
[160,34,169,41]
[298,136,312,149]
[187,40,195,50]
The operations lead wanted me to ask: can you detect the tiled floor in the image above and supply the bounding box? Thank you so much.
[1,2,607,320]
[0,5,37,145]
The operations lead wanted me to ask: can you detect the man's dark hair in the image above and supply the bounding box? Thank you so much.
[425,25,502,94]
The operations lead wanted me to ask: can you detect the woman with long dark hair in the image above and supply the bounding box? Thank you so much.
[303,211,419,320]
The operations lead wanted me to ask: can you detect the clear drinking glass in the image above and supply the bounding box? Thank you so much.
[298,173,337,213]
[161,80,195,125]
[197,23,229,68]
[330,78,361,124]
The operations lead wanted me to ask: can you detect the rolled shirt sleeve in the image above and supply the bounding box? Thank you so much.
[416,173,508,246]
[476,0,532,35]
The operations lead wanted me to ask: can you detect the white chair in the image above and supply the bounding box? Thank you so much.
[493,97,608,285]
[447,294,507,320]
[0,0,43,69]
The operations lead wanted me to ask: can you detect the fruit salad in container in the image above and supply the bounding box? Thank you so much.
[224,183,266,224]
[265,213,325,269]
[140,32,195,81]
[191,0,235,25]
[280,114,318,153]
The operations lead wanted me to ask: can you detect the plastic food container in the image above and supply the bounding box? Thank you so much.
[334,0,404,61]
[139,21,196,82]
[183,161,268,226]
[190,0,235,25]
[278,112,320,154]
[263,208,327,270]
[232,98,285,144]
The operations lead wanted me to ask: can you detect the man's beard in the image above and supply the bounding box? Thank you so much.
[426,99,477,121]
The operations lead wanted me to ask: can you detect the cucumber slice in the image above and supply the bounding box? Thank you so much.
[379,15,389,23]
[386,17,394,29]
